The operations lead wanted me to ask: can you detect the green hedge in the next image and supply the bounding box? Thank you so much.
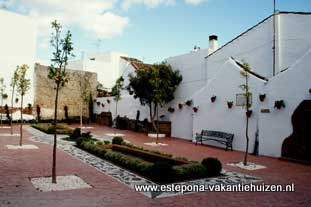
[77,139,222,183]
[32,123,73,135]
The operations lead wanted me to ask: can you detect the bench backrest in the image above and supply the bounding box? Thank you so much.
[201,130,234,140]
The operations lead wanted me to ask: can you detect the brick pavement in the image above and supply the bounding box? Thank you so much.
[0,124,310,207]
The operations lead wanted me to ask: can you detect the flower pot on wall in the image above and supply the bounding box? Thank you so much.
[97,102,100,106]
[185,100,193,106]
[178,103,183,109]
[227,101,233,109]
[211,96,216,103]
[107,99,110,104]
[101,103,105,108]
[168,107,175,113]
[246,110,252,117]
[274,100,285,109]
[193,107,198,113]
[259,94,266,102]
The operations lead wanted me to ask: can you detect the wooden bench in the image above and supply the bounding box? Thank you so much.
[195,130,234,150]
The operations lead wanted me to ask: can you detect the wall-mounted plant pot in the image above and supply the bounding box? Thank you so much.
[185,100,193,106]
[97,102,100,106]
[246,110,252,117]
[259,94,266,102]
[15,98,19,103]
[274,100,285,109]
[227,101,233,109]
[193,107,198,113]
[101,104,105,108]
[211,96,217,103]
[178,103,183,109]
[168,107,175,113]
[107,99,110,104]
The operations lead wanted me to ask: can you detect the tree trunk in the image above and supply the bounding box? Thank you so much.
[52,83,60,184]
[10,86,15,135]
[244,115,249,165]
[156,106,159,144]
[19,95,23,146]
[0,97,3,127]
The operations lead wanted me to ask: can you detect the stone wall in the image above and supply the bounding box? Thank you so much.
[33,63,97,120]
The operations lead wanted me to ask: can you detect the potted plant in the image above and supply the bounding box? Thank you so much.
[193,107,198,112]
[274,100,285,109]
[178,103,183,109]
[96,101,100,106]
[101,103,105,108]
[185,100,192,106]
[211,95,216,103]
[227,101,233,109]
[168,107,175,113]
[107,99,110,104]
[259,94,266,102]
[246,110,252,117]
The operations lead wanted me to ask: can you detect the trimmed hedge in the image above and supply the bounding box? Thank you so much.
[32,123,73,135]
[201,157,222,177]
[76,139,223,183]
[112,136,123,145]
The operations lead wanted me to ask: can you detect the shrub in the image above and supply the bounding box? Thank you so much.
[175,163,207,180]
[104,140,110,145]
[81,131,92,139]
[47,126,55,134]
[112,136,124,145]
[97,141,103,145]
[70,128,81,140]
[201,157,222,177]
[147,161,174,182]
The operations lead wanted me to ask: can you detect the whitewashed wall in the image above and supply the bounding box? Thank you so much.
[258,48,311,157]
[192,59,265,152]
[0,9,36,106]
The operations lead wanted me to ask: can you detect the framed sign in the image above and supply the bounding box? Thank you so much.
[236,93,252,106]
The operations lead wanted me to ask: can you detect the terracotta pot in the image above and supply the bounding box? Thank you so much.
[211,96,216,103]
[259,94,266,102]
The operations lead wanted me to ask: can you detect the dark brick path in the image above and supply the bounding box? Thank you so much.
[0,124,310,207]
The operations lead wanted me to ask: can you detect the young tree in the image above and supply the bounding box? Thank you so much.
[48,20,74,183]
[128,62,182,134]
[16,64,30,146]
[240,61,252,166]
[111,76,124,126]
[10,67,19,134]
[0,77,6,127]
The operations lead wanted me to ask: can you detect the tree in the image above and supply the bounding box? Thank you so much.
[48,20,74,183]
[128,62,182,135]
[10,67,19,134]
[111,76,124,126]
[16,64,30,146]
[0,77,6,127]
[239,61,252,166]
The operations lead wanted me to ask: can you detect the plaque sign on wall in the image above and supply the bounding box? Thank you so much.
[236,93,252,107]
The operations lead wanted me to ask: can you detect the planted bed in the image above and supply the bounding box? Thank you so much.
[74,134,222,184]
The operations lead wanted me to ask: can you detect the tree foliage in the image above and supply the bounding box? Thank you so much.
[127,62,182,131]
[48,20,74,183]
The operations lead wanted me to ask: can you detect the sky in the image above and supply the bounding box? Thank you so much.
[1,0,311,64]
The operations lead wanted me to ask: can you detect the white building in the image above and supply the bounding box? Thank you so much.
[0,9,36,106]
[67,51,128,90]
[95,12,311,160]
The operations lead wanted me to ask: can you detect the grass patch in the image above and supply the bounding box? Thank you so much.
[32,123,74,135]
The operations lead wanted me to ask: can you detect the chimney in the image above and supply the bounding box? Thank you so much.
[208,34,218,55]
